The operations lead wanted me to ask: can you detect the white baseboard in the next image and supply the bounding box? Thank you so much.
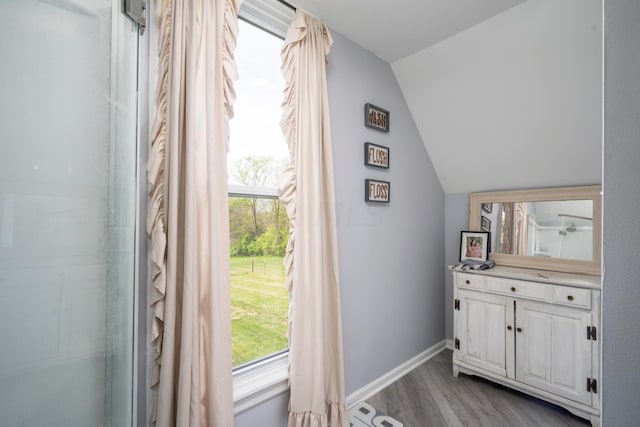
[346,339,448,408]
[445,339,454,350]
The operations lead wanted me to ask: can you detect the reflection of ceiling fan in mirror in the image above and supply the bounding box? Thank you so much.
[558,213,592,235]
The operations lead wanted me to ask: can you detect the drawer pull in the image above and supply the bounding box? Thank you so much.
[507,325,512,331]
[511,287,516,292]
[517,327,522,333]
[567,295,574,301]
[465,280,470,285]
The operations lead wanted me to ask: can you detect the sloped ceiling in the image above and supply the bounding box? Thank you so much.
[289,0,602,194]
[290,0,525,63]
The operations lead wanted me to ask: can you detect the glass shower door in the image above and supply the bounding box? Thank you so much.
[0,0,139,425]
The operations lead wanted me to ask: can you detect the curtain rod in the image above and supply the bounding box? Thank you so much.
[276,0,296,11]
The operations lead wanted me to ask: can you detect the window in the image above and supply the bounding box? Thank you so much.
[229,192,289,368]
[229,1,294,412]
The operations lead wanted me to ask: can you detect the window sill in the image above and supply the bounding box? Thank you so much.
[233,352,289,414]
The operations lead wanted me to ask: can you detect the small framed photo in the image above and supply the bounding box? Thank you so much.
[364,103,389,132]
[364,142,389,169]
[481,216,491,232]
[459,231,490,262]
[482,202,493,214]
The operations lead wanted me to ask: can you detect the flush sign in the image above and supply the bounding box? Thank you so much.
[364,142,390,169]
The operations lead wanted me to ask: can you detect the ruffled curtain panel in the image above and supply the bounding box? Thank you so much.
[280,9,349,427]
[147,0,241,425]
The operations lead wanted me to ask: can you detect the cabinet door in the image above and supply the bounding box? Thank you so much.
[456,290,515,378]
[515,301,592,405]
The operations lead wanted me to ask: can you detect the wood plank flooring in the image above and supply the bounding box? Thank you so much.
[366,349,591,427]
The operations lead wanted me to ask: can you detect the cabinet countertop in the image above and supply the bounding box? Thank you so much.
[451,265,601,290]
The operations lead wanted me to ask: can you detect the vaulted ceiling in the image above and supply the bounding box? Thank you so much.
[290,0,525,62]
[289,0,602,194]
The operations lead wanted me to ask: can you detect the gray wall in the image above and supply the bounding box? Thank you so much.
[329,31,445,395]
[401,0,601,344]
[423,0,602,343]
[444,194,469,340]
[602,1,640,425]
[235,29,446,427]
[235,392,289,427]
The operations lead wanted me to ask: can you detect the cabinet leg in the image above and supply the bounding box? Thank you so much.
[589,414,600,427]
[452,364,460,378]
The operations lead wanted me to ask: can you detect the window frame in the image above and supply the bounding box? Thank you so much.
[231,0,294,414]
[233,349,289,413]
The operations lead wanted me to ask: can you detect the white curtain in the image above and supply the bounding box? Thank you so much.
[280,9,349,427]
[147,0,241,425]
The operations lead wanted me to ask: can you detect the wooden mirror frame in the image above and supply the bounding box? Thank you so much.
[469,185,601,276]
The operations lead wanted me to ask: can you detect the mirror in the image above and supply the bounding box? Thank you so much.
[469,186,601,276]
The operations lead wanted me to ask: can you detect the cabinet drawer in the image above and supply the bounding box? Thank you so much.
[455,273,485,290]
[486,278,547,301]
[551,286,591,309]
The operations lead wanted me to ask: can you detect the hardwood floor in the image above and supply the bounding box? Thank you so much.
[365,349,591,427]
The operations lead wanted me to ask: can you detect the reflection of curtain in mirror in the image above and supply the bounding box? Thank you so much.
[498,203,513,254]
[515,202,527,255]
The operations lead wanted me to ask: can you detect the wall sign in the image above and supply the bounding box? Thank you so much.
[364,142,389,169]
[365,179,390,203]
[364,103,389,132]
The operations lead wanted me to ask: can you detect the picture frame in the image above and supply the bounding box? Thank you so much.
[364,103,389,132]
[482,202,493,214]
[365,179,390,203]
[459,231,490,262]
[364,142,389,169]
[481,216,491,232]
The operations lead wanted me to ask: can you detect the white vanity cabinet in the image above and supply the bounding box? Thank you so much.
[452,267,601,426]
